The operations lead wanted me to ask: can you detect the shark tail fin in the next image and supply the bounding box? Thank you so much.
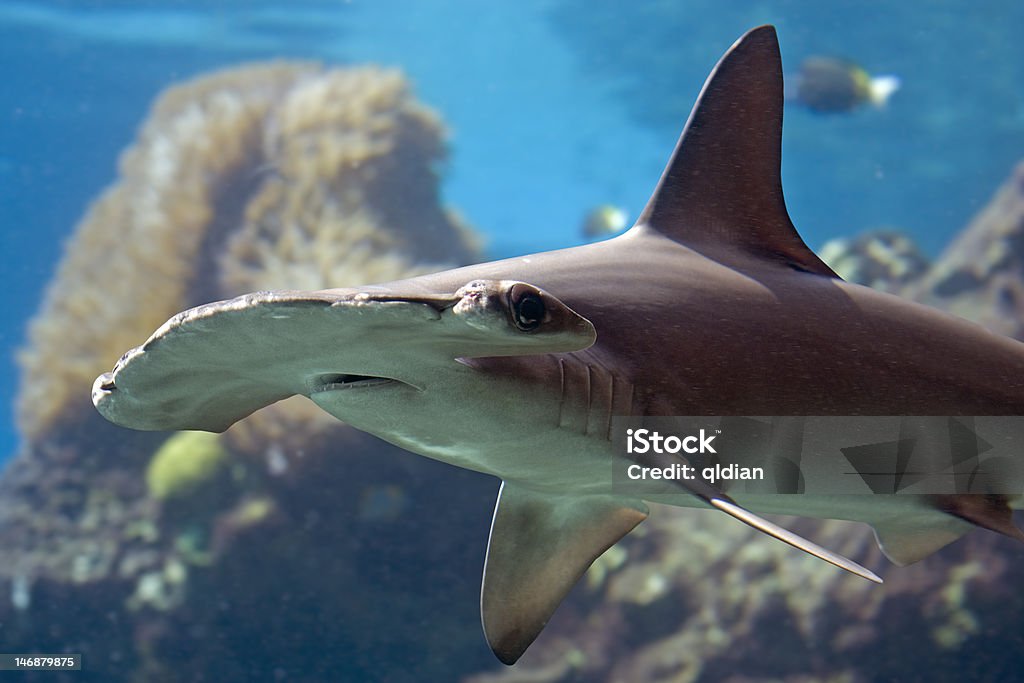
[709,497,883,583]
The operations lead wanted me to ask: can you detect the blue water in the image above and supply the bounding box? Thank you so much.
[1,0,1022,463]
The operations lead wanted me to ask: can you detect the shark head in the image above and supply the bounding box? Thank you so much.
[93,279,594,446]
[91,25,1024,665]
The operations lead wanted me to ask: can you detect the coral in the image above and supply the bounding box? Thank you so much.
[16,61,479,443]
[219,66,480,296]
[145,431,231,502]
[819,229,929,293]
[126,556,189,612]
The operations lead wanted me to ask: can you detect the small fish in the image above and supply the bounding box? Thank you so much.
[791,55,900,113]
[580,204,629,239]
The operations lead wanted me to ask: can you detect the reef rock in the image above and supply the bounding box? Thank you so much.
[818,229,929,293]
[906,161,1024,340]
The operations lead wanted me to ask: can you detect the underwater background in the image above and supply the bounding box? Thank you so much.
[1,1,1023,681]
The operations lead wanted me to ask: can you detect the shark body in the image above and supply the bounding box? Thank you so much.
[93,26,1024,664]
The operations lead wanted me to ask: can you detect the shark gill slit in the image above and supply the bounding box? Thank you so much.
[585,362,594,436]
[556,356,566,428]
[604,367,616,441]
[620,378,636,437]
[554,352,624,440]
[556,354,589,432]
[602,366,618,440]
[585,356,616,440]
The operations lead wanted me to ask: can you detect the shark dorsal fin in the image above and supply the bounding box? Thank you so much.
[635,25,838,278]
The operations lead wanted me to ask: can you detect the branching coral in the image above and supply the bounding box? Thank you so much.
[17,62,479,442]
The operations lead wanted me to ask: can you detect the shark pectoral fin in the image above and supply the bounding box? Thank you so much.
[481,483,648,665]
[708,498,883,583]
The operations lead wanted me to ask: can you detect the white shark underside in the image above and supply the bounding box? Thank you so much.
[92,26,1024,664]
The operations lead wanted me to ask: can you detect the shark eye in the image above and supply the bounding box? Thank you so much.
[509,284,545,331]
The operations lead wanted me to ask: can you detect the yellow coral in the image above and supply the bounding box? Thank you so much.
[145,431,231,502]
[218,65,476,297]
[17,62,480,442]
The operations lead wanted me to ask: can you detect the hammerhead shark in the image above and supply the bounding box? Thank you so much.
[92,26,1024,664]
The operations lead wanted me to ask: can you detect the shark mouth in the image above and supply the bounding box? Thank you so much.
[311,373,397,393]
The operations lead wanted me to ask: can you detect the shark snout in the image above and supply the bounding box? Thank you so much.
[87,280,596,433]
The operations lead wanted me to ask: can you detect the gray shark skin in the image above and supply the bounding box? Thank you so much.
[93,26,1024,664]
